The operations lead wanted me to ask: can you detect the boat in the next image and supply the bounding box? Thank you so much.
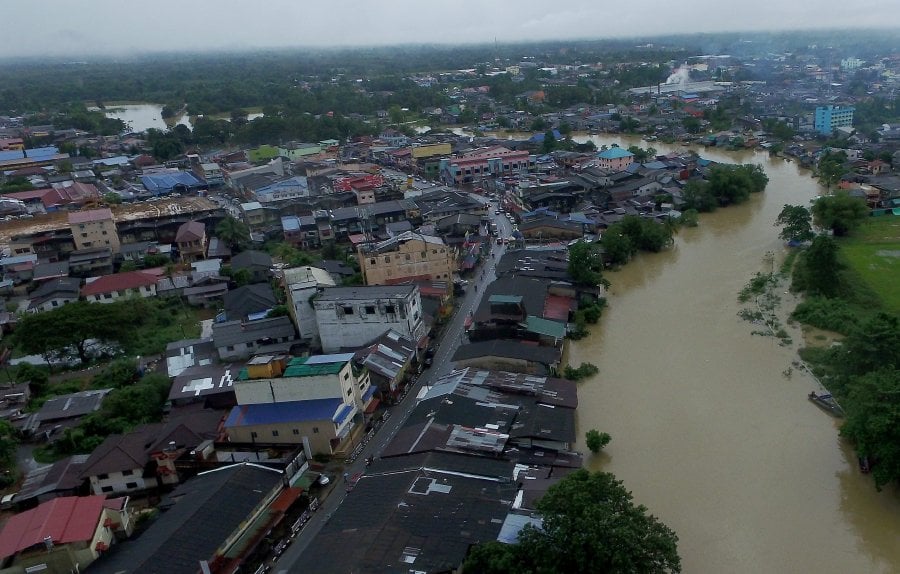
[808,391,844,417]
[858,456,871,474]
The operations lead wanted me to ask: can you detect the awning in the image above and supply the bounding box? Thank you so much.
[364,398,381,414]
[270,487,303,513]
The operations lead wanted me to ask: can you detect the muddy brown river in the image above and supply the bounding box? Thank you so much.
[562,135,900,573]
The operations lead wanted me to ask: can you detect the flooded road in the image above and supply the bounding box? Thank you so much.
[564,136,900,573]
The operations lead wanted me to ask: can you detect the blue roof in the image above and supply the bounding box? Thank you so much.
[643,161,667,170]
[333,404,354,425]
[224,398,344,428]
[26,146,60,160]
[697,158,715,167]
[255,176,309,198]
[362,385,377,402]
[140,171,204,194]
[281,216,300,231]
[0,147,60,162]
[598,147,634,159]
[529,129,562,143]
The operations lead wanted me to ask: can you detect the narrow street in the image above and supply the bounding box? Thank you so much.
[274,196,512,572]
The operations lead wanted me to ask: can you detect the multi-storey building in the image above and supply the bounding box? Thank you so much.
[67,208,120,254]
[440,146,535,185]
[597,147,635,171]
[284,265,336,346]
[313,285,427,353]
[224,353,372,454]
[358,232,454,285]
[815,105,855,135]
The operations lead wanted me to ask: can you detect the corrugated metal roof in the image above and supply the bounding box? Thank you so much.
[224,398,344,428]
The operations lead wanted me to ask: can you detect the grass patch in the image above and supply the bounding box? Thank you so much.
[836,217,900,314]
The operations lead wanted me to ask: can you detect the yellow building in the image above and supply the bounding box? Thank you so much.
[67,208,120,254]
[358,231,454,285]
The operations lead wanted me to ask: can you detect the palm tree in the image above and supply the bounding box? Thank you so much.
[216,216,250,251]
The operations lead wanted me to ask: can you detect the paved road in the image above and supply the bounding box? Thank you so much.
[274,196,512,572]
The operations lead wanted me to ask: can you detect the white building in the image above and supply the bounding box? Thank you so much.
[314,285,427,353]
[234,353,372,413]
[284,266,336,346]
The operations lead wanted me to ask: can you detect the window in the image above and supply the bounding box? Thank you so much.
[365,306,376,314]
[97,473,109,480]
[272,430,279,437]
[313,427,320,434]
[385,305,396,314]
[346,388,352,396]
[226,345,235,351]
[102,230,108,235]
[343,372,350,380]
[405,254,411,261]
[104,293,112,299]
[421,251,426,259]
[370,258,376,265]
[101,486,114,493]
[432,249,437,254]
[122,469,132,476]
[293,429,300,435]
[251,431,258,439]
[51,300,58,307]
[125,482,138,489]
[81,233,88,238]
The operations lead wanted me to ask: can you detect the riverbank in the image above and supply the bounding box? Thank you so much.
[566,139,900,573]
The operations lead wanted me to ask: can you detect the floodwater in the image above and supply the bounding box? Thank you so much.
[93,104,265,133]
[90,103,193,133]
[561,135,900,573]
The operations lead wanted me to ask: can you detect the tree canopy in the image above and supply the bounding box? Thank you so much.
[462,469,681,574]
[568,241,607,288]
[775,204,814,244]
[705,163,768,206]
[811,192,868,237]
[14,301,129,364]
[216,216,251,251]
[791,235,844,298]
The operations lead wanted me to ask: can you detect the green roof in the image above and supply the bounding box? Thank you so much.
[237,368,249,381]
[489,294,523,304]
[524,315,567,339]
[283,356,347,377]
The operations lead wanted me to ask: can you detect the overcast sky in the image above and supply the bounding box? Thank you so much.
[4,0,899,59]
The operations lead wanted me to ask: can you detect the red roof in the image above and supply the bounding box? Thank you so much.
[2,188,54,202]
[68,208,113,225]
[81,270,159,296]
[0,496,106,559]
[543,294,575,322]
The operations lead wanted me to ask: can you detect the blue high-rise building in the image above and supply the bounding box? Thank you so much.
[814,105,855,135]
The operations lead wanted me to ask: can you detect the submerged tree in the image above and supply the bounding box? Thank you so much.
[775,204,814,244]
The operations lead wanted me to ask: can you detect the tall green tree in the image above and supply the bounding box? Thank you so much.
[463,469,681,573]
[816,150,848,188]
[791,235,843,298]
[568,242,607,287]
[14,302,127,364]
[811,192,868,237]
[775,205,814,243]
[840,369,900,490]
[680,180,717,212]
[216,216,251,251]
